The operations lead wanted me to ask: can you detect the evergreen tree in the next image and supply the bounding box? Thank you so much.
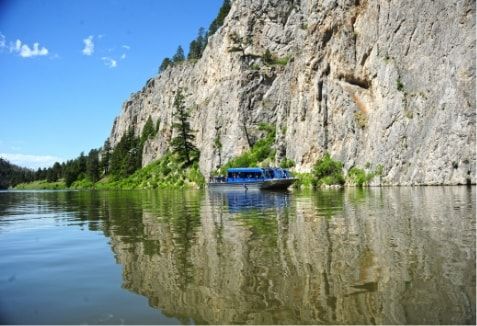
[64,159,81,187]
[208,0,231,36]
[188,27,207,60]
[78,152,87,177]
[51,162,62,181]
[86,149,100,182]
[197,27,207,53]
[100,139,111,175]
[46,167,57,182]
[159,57,172,73]
[0,158,35,189]
[187,40,200,60]
[171,89,198,165]
[172,46,185,63]
[141,115,155,145]
[110,128,142,178]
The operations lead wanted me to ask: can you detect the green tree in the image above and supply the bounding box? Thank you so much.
[209,0,231,36]
[64,159,80,187]
[100,139,111,175]
[78,152,87,177]
[171,89,198,165]
[188,27,207,60]
[0,158,35,188]
[46,162,62,182]
[172,46,185,63]
[141,115,155,145]
[187,40,201,60]
[86,149,100,182]
[197,27,207,54]
[159,57,172,73]
[110,128,142,178]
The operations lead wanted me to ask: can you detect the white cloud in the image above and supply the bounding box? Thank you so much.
[101,56,117,68]
[121,45,130,50]
[0,153,63,170]
[19,42,49,57]
[8,39,49,58]
[0,33,5,48]
[82,35,94,56]
[120,53,126,60]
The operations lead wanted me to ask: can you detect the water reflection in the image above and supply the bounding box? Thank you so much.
[208,189,291,213]
[0,187,475,324]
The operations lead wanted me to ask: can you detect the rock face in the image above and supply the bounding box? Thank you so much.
[108,0,476,185]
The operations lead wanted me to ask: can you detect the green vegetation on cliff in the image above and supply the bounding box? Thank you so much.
[217,123,276,174]
[96,154,204,189]
[12,88,203,190]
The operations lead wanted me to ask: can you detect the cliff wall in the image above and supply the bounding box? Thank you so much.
[109,0,476,185]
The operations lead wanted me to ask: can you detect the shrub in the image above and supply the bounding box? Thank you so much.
[375,164,384,176]
[293,173,315,189]
[262,49,291,66]
[312,153,345,186]
[280,158,295,169]
[218,123,276,174]
[396,78,405,92]
[347,167,369,187]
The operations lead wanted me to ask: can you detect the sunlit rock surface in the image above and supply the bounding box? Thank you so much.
[109,0,476,185]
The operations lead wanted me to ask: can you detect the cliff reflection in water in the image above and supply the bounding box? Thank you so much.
[64,187,476,324]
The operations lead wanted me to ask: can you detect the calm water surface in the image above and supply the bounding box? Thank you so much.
[0,187,475,324]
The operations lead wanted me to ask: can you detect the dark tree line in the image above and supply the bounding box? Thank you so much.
[0,158,35,189]
[159,0,231,73]
[0,115,161,188]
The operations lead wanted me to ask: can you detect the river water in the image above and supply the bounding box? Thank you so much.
[0,187,475,324]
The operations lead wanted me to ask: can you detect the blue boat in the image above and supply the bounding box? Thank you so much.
[208,167,296,190]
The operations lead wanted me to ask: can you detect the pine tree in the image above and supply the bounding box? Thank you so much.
[141,116,155,145]
[209,0,231,36]
[188,27,207,60]
[86,149,100,182]
[109,128,142,178]
[52,162,62,181]
[78,152,87,177]
[197,27,207,53]
[171,89,198,165]
[172,46,185,63]
[46,167,58,182]
[187,40,200,60]
[101,139,111,175]
[159,57,172,73]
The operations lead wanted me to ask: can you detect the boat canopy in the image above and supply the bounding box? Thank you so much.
[227,167,264,173]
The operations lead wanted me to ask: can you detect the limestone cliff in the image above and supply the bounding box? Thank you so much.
[108,0,476,185]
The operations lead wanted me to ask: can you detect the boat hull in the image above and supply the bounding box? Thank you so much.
[208,178,295,190]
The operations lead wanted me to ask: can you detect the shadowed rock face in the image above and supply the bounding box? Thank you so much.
[109,0,476,185]
[103,187,475,325]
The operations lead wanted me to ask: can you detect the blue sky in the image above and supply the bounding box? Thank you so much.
[0,0,223,169]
